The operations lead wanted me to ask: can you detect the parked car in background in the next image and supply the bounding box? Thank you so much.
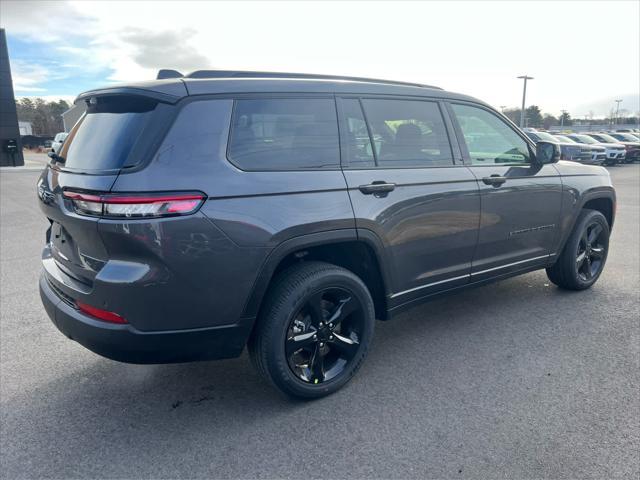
[51,132,69,154]
[523,129,593,164]
[565,133,625,166]
[554,134,605,165]
[585,133,639,162]
[36,70,616,398]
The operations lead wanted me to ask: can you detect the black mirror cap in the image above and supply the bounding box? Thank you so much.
[536,141,561,164]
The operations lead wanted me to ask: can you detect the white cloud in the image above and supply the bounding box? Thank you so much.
[2,0,639,116]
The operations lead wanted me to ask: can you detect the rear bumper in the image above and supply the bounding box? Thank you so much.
[39,273,250,364]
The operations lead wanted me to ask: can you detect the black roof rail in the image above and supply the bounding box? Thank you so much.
[183,70,442,90]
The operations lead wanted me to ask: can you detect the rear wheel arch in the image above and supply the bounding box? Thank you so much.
[242,231,391,324]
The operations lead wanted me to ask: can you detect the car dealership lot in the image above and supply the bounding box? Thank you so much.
[1,166,638,479]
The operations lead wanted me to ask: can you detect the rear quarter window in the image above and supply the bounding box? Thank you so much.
[227,98,340,171]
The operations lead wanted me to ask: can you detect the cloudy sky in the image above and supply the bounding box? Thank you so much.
[1,0,638,117]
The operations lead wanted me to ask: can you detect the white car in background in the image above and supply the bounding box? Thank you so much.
[51,132,68,154]
[565,134,625,166]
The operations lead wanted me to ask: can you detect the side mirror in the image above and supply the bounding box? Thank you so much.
[536,141,561,164]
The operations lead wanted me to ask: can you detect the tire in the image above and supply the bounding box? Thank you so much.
[248,261,375,399]
[546,209,610,290]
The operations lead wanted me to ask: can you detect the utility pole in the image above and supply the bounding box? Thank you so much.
[614,99,622,125]
[560,110,567,128]
[517,75,534,127]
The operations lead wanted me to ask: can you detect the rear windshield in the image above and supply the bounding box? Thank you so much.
[58,96,156,171]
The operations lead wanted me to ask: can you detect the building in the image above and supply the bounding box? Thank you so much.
[18,121,32,136]
[62,102,86,132]
[0,28,24,166]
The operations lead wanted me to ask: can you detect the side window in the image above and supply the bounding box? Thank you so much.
[451,104,531,165]
[228,98,339,170]
[341,99,375,167]
[361,99,454,167]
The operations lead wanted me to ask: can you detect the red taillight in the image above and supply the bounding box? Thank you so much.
[76,301,128,324]
[63,191,206,218]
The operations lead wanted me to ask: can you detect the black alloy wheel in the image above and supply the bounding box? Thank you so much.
[546,209,610,291]
[575,221,606,281]
[285,287,364,384]
[249,261,375,399]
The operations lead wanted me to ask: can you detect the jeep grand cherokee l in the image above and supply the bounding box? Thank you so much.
[38,71,616,398]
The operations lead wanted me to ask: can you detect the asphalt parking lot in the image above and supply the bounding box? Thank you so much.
[1,164,638,479]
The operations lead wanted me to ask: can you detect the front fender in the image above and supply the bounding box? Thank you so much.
[554,181,616,257]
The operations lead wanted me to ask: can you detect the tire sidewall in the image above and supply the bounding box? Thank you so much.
[263,266,375,399]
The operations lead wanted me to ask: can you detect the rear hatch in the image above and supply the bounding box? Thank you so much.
[38,95,164,285]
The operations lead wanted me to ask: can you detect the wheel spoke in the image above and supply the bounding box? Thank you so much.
[581,230,589,247]
[584,257,593,278]
[309,344,325,383]
[576,251,587,268]
[326,296,356,327]
[590,246,605,259]
[286,330,317,356]
[307,291,326,325]
[328,332,359,358]
[588,224,602,244]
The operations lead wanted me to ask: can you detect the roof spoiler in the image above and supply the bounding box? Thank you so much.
[157,69,183,80]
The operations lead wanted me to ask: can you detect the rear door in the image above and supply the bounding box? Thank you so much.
[37,95,166,285]
[338,97,480,306]
[447,102,562,280]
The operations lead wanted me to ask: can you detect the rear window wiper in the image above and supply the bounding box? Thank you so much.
[47,152,65,164]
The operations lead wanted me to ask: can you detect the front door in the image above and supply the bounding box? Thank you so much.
[448,102,563,281]
[338,97,480,305]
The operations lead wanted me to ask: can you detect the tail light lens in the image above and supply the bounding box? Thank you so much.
[63,191,206,218]
[76,301,128,324]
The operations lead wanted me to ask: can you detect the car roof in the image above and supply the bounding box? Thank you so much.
[75,71,485,107]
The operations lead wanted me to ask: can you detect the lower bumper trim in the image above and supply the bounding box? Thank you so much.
[39,273,250,364]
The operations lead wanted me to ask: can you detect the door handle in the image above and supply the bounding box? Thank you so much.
[482,175,507,187]
[358,181,396,196]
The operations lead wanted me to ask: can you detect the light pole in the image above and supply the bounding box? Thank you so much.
[500,105,507,114]
[517,75,533,127]
[560,110,567,128]
[614,99,622,125]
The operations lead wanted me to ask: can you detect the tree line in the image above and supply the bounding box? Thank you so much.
[502,105,639,129]
[16,98,71,136]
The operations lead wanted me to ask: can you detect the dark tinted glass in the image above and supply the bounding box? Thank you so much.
[228,98,339,170]
[452,104,530,165]
[59,96,156,171]
[341,99,374,167]
[361,99,453,167]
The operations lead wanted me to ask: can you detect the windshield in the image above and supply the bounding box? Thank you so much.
[554,135,576,143]
[532,131,558,142]
[571,135,597,144]
[592,133,619,143]
[58,96,157,171]
[611,133,639,142]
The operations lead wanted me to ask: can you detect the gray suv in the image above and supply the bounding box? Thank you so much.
[38,71,616,398]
